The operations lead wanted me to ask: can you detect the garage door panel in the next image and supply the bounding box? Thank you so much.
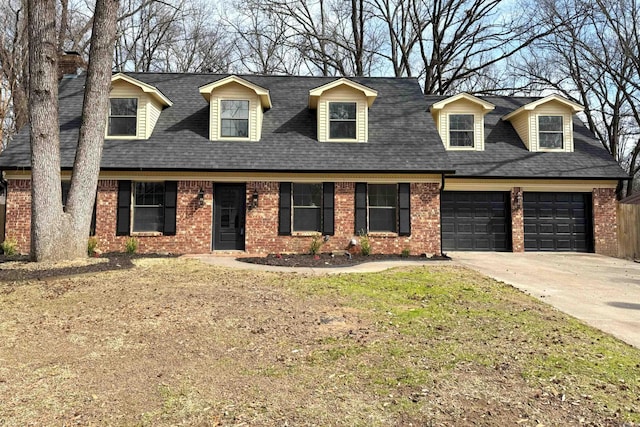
[524,192,592,252]
[442,192,511,251]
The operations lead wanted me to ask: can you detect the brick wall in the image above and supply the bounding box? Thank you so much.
[4,179,31,253]
[593,187,618,256]
[245,181,441,256]
[4,178,619,257]
[511,187,524,252]
[4,179,213,255]
[95,180,213,254]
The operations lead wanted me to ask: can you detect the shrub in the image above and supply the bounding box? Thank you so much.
[309,235,323,255]
[87,237,99,257]
[359,230,371,256]
[125,237,138,254]
[1,237,18,256]
[401,248,410,258]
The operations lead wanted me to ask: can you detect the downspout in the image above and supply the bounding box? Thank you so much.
[439,173,445,256]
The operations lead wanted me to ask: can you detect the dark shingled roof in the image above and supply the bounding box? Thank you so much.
[0,73,453,173]
[425,95,629,179]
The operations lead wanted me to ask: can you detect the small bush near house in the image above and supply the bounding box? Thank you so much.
[87,237,99,257]
[125,237,138,254]
[401,248,410,258]
[359,230,371,256]
[1,237,18,256]
[309,235,323,255]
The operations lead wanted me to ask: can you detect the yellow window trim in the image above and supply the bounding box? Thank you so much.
[309,78,378,109]
[111,73,172,107]
[199,75,272,109]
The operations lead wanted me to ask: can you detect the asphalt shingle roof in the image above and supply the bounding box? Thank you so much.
[0,73,452,173]
[0,74,627,180]
[425,95,629,179]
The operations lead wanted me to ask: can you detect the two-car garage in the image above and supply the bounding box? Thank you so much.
[441,191,593,252]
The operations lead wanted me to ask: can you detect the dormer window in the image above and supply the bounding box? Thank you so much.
[449,114,474,147]
[538,115,563,149]
[199,76,271,142]
[309,78,377,143]
[502,94,582,152]
[329,102,357,139]
[221,100,249,138]
[108,98,138,136]
[430,93,494,151]
[106,74,172,140]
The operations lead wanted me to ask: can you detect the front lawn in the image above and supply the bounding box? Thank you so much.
[0,258,638,426]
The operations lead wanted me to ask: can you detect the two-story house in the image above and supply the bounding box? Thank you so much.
[0,71,628,256]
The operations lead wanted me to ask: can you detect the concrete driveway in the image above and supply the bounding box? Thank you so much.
[450,252,640,348]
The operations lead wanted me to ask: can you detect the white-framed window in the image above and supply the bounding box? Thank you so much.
[293,183,322,232]
[329,102,357,139]
[132,182,164,232]
[538,115,564,149]
[108,98,138,136]
[221,100,249,138]
[368,184,397,232]
[449,114,474,147]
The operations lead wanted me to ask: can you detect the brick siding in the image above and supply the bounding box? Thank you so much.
[3,179,619,257]
[511,187,524,252]
[245,182,441,256]
[593,187,618,256]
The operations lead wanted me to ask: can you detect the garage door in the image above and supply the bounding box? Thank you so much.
[523,192,592,252]
[441,192,511,251]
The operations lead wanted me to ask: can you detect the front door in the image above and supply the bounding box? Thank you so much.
[213,184,246,250]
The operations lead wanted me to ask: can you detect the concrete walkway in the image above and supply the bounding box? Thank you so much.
[449,252,640,349]
[185,254,446,275]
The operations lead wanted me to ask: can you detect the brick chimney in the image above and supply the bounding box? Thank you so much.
[58,51,86,79]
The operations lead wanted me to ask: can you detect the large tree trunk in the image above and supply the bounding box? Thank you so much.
[28,0,119,262]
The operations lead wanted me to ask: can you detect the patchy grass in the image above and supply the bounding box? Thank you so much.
[0,258,638,426]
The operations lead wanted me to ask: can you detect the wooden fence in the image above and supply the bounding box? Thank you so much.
[617,202,640,259]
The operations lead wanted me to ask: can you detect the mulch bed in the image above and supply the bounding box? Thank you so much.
[0,253,178,282]
[239,252,451,268]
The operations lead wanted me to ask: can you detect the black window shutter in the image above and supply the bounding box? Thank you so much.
[322,182,335,235]
[398,183,411,236]
[163,181,178,235]
[278,182,292,235]
[354,183,367,234]
[90,200,97,236]
[116,180,131,236]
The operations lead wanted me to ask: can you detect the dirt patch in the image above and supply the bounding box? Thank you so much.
[0,258,638,426]
[240,252,450,267]
[0,253,177,282]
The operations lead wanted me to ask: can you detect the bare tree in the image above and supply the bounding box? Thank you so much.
[28,0,119,261]
[515,0,639,194]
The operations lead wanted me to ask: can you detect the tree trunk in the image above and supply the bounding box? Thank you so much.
[28,0,119,262]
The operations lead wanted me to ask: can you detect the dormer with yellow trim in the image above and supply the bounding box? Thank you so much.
[107,73,172,140]
[199,75,272,142]
[430,93,495,151]
[309,78,377,143]
[502,94,584,152]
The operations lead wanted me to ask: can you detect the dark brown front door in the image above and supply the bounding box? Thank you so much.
[213,184,246,250]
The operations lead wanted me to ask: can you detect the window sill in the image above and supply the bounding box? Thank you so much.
[367,231,398,238]
[291,231,322,237]
[130,231,163,237]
